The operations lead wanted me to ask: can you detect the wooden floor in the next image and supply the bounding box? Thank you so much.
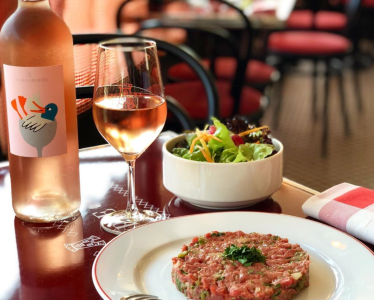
[262,59,374,192]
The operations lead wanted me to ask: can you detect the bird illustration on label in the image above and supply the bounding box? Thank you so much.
[11,92,58,157]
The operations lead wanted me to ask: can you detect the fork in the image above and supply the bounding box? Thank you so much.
[118,294,193,300]
[118,295,160,300]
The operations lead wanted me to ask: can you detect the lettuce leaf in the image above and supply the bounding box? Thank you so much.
[185,133,198,147]
[172,148,189,157]
[219,147,239,163]
[208,118,236,152]
[173,147,207,162]
[219,143,275,163]
[237,144,254,162]
[220,146,250,163]
[250,144,275,160]
[184,148,207,161]
[211,147,224,162]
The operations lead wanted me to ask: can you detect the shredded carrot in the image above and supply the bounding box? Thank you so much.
[200,138,211,161]
[238,126,269,137]
[197,145,213,163]
[189,136,200,153]
[189,131,222,154]
[212,136,222,142]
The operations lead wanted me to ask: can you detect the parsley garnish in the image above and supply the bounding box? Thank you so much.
[175,276,182,291]
[264,283,273,286]
[198,237,206,245]
[211,232,225,237]
[222,244,266,266]
[272,290,281,298]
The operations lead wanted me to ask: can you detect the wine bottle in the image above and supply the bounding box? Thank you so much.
[0,0,81,222]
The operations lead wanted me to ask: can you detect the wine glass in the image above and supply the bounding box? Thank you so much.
[92,37,167,234]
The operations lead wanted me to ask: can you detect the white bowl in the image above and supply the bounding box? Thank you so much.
[162,135,283,209]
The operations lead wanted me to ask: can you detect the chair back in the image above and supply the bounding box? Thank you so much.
[116,0,255,116]
[116,0,253,49]
[209,0,255,114]
[116,0,149,33]
[137,19,247,114]
[345,0,362,39]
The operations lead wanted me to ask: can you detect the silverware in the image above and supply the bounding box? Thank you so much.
[118,293,193,300]
[119,295,160,300]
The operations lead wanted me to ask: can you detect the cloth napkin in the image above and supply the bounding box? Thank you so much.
[302,183,374,245]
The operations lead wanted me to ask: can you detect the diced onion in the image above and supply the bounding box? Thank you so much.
[291,272,302,280]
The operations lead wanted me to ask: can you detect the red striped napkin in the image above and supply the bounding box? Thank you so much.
[302,183,374,245]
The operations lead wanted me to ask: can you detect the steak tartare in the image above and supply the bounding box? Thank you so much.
[171,231,310,300]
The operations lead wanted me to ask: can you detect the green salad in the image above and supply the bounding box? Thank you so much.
[172,118,276,163]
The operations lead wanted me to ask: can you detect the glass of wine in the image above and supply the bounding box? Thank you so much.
[92,38,167,234]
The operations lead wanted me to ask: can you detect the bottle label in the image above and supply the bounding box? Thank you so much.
[3,65,67,158]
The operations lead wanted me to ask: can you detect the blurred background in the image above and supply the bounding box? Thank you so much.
[1,0,374,192]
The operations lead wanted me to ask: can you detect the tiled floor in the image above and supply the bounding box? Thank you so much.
[262,60,374,192]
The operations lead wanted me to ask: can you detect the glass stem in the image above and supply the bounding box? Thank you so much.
[126,160,139,219]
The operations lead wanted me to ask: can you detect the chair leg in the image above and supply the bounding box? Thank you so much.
[312,59,318,121]
[353,65,363,113]
[337,69,350,136]
[0,148,6,161]
[322,61,330,157]
[272,75,284,130]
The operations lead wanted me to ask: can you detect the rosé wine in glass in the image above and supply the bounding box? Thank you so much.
[92,38,167,234]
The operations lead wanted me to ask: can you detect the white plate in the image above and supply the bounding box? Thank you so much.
[92,212,374,300]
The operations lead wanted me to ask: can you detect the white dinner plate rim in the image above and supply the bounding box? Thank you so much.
[92,211,374,300]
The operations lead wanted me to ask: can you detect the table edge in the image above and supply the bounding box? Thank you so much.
[0,147,321,197]
[282,178,319,195]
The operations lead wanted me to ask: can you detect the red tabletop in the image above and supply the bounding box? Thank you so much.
[0,132,372,300]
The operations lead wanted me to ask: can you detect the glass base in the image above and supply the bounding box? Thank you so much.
[100,209,163,235]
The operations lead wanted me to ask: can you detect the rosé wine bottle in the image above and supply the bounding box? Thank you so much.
[0,0,81,222]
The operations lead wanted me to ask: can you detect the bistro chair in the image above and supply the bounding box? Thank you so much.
[288,0,374,32]
[141,0,279,91]
[115,0,187,44]
[267,0,362,156]
[116,0,279,105]
[136,19,266,124]
[287,9,347,32]
[351,0,374,53]
[73,33,218,148]
[286,0,356,32]
[206,0,280,91]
